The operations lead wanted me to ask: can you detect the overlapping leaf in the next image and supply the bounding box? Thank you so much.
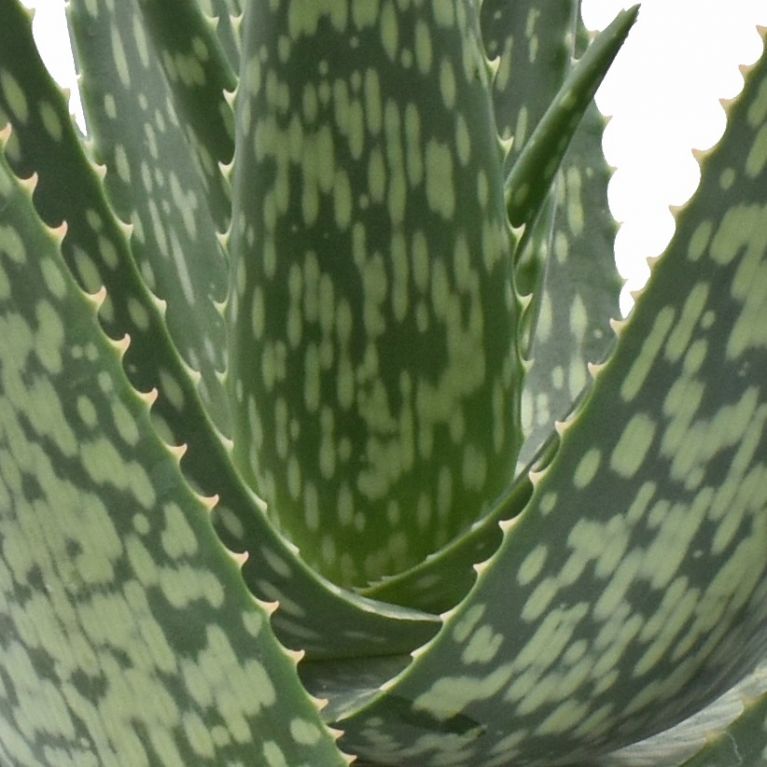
[67,0,234,431]
[0,0,439,662]
[0,1,765,766]
[334,33,767,767]
[228,0,523,587]
[0,136,348,767]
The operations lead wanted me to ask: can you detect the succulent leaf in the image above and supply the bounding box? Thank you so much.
[0,140,348,767]
[334,37,767,767]
[0,1,765,765]
[228,0,524,588]
[0,0,437,662]
[518,100,621,468]
[67,0,235,432]
[505,5,638,228]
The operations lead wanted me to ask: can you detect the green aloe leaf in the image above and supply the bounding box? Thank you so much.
[0,137,348,767]
[518,100,621,467]
[0,0,438,661]
[505,5,638,229]
[1,1,766,765]
[680,687,767,767]
[66,0,235,432]
[333,36,767,767]
[600,659,767,766]
[361,9,624,612]
[228,0,524,588]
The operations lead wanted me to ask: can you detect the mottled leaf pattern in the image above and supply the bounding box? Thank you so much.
[336,40,767,767]
[67,0,234,432]
[0,1,765,766]
[0,0,438,663]
[518,101,621,468]
[228,0,523,587]
[0,139,348,767]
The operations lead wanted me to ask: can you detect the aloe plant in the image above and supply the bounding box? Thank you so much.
[1,0,766,764]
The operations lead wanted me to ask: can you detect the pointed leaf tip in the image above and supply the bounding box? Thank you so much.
[505,4,639,226]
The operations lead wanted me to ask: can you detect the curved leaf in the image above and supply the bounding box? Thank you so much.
[0,0,439,661]
[0,139,348,767]
[228,0,523,587]
[67,0,235,432]
[335,34,767,767]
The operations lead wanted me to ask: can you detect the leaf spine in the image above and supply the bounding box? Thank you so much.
[498,134,514,160]
[587,361,605,379]
[528,467,546,487]
[253,596,280,616]
[86,285,108,310]
[140,387,159,407]
[609,317,627,336]
[166,442,188,463]
[19,171,39,195]
[486,55,501,80]
[90,160,107,180]
[226,548,249,568]
[111,332,131,357]
[48,220,69,244]
[498,516,519,533]
[197,492,220,512]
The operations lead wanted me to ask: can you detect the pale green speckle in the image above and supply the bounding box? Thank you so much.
[610,413,656,479]
[620,306,675,402]
[746,123,767,179]
[573,448,601,489]
[263,741,288,767]
[290,718,323,746]
[0,70,29,124]
[425,139,455,219]
[518,544,548,586]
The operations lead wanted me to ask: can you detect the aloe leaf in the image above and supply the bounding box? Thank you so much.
[481,0,576,165]
[0,141,349,767]
[228,1,523,588]
[0,1,438,661]
[65,0,234,432]
[518,100,621,467]
[362,10,624,612]
[679,687,767,767]
[600,660,767,767]
[505,7,623,466]
[505,5,638,228]
[333,37,767,767]
[359,433,557,613]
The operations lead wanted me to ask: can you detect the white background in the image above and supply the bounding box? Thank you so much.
[21,0,767,315]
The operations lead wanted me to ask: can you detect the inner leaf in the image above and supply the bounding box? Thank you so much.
[227,1,524,588]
